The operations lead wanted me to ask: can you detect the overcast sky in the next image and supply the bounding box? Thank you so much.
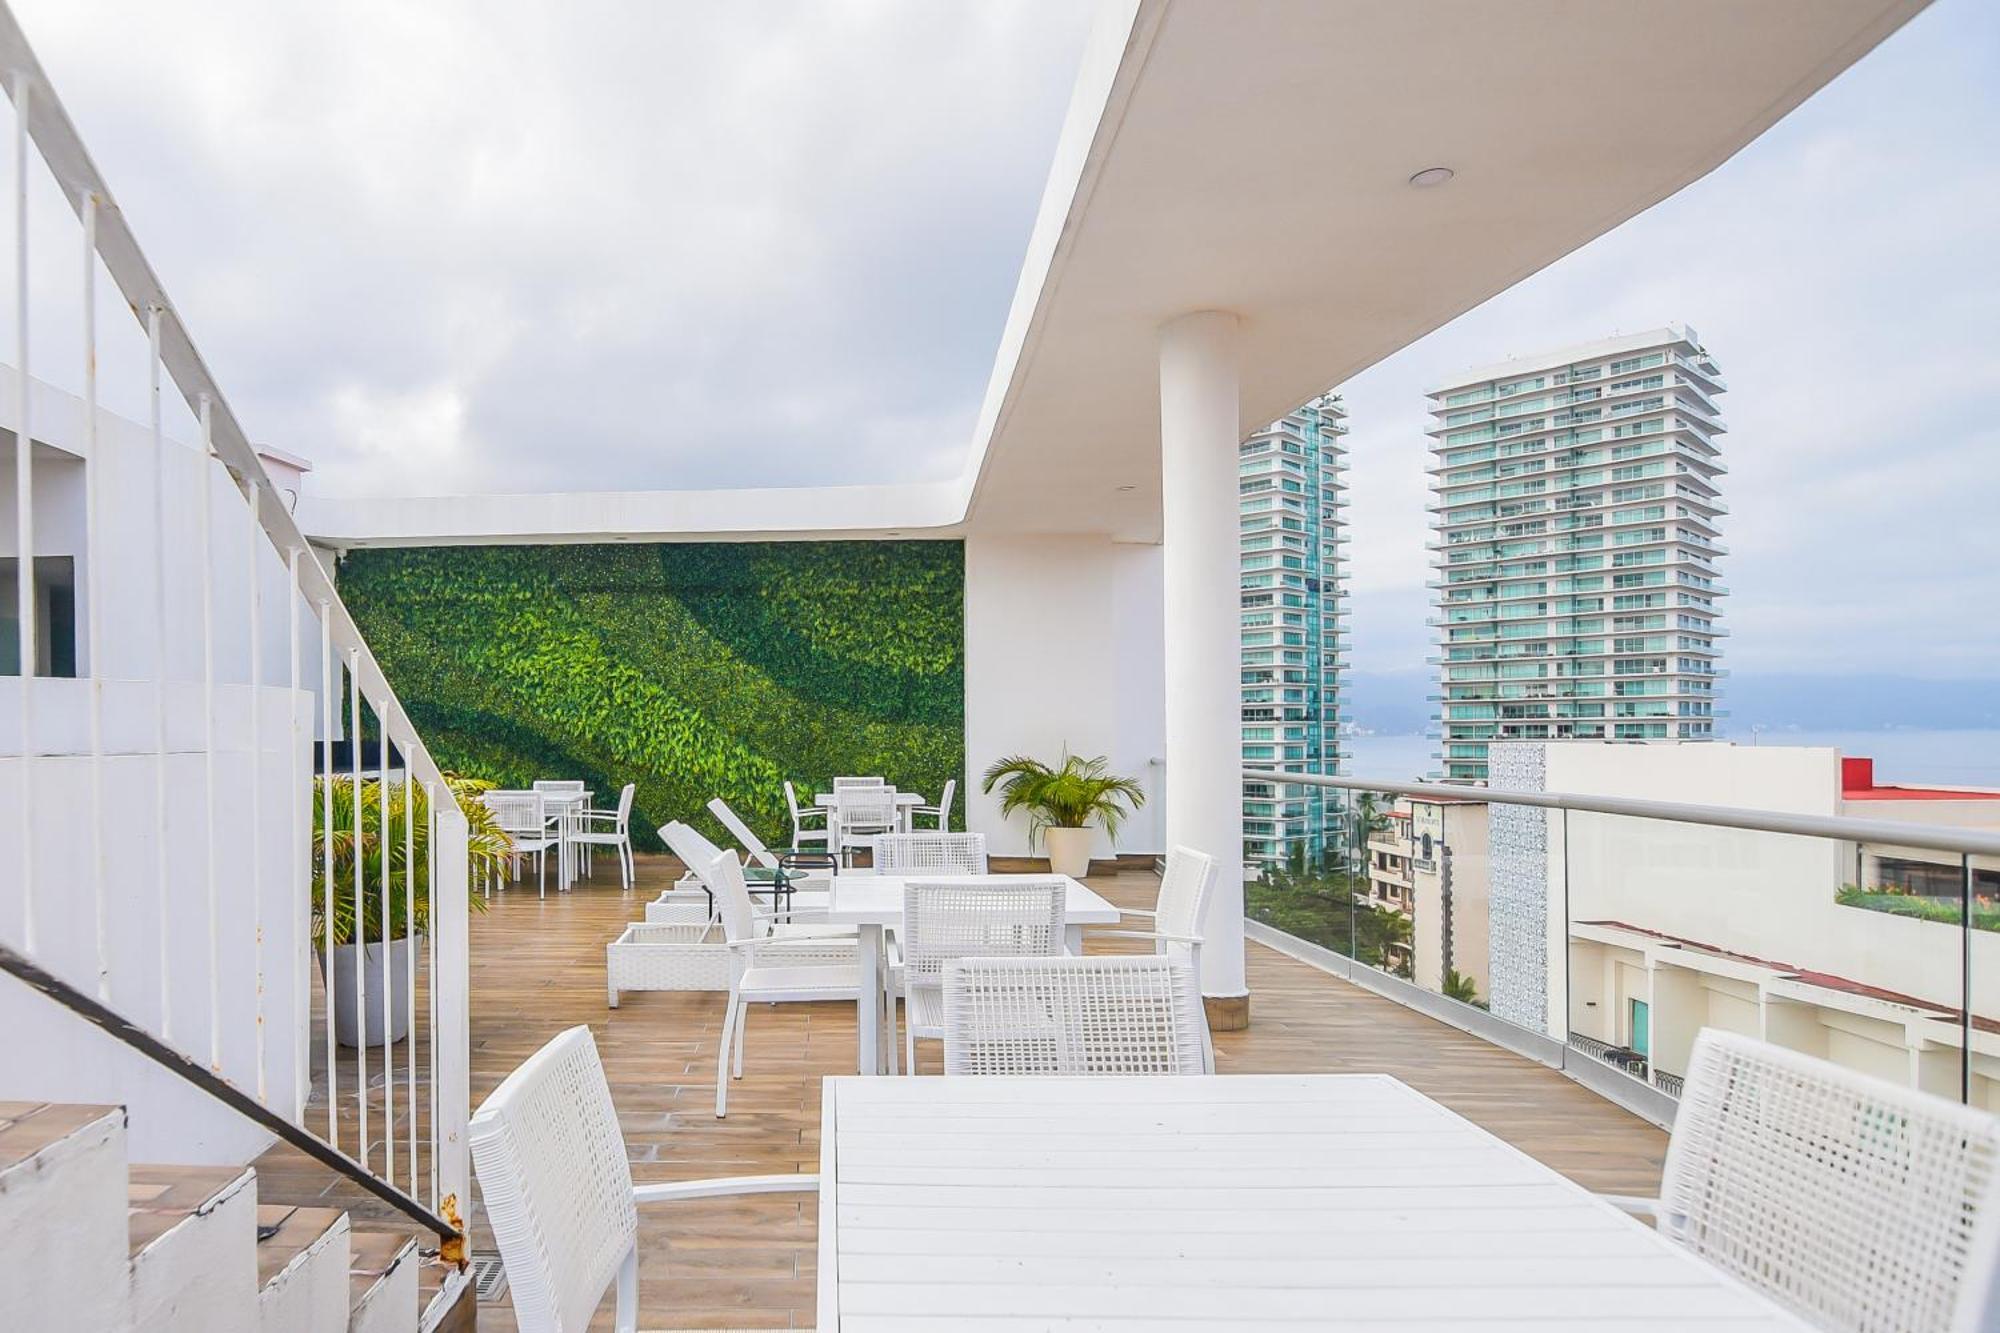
[11,0,1997,684]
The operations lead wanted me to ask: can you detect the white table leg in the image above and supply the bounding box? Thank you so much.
[857,923,882,1075]
[1065,924,1083,957]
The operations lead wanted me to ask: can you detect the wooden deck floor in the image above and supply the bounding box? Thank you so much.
[277,853,1667,1330]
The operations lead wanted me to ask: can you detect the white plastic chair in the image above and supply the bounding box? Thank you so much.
[833,785,899,866]
[706,796,785,873]
[569,782,636,889]
[1092,844,1218,1070]
[1604,1029,2000,1333]
[468,1024,815,1333]
[481,790,559,897]
[707,848,858,1118]
[534,779,590,878]
[942,954,1207,1078]
[659,821,840,935]
[873,831,987,876]
[896,878,1065,1075]
[910,778,956,831]
[783,779,831,854]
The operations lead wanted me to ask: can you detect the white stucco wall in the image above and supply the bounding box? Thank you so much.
[1544,741,2000,1022]
[3,368,324,1164]
[963,534,1164,858]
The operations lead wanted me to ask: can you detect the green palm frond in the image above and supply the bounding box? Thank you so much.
[309,774,506,947]
[979,749,1145,848]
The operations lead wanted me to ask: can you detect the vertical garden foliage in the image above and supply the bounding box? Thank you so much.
[339,542,964,852]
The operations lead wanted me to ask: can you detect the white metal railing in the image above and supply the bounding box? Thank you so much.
[0,4,469,1316]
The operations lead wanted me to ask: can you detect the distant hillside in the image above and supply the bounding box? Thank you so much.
[1720,674,1999,732]
[1341,669,1999,735]
[1343,670,1431,735]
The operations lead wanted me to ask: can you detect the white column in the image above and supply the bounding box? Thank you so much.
[1158,310,1246,1008]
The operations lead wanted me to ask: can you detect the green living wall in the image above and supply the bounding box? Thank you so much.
[339,541,964,852]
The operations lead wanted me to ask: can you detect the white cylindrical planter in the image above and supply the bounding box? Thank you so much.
[1043,827,1093,879]
[321,938,417,1047]
[1159,310,1248,1012]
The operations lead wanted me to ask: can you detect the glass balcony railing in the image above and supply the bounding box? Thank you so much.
[1243,763,2000,1115]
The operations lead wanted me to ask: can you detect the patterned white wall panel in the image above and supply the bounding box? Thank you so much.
[1486,743,1550,1033]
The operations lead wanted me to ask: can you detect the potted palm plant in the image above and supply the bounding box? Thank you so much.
[980,750,1145,877]
[310,774,509,1046]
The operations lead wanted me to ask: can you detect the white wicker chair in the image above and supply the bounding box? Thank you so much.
[708,849,858,1117]
[895,878,1065,1075]
[873,832,987,876]
[469,1025,815,1333]
[783,780,831,854]
[1091,844,1218,1071]
[568,782,636,889]
[910,778,957,831]
[481,790,559,897]
[1606,1029,2000,1333]
[832,775,886,790]
[942,954,1207,1078]
[833,785,899,866]
[533,779,591,876]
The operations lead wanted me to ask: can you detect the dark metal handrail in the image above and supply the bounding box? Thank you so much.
[0,941,464,1252]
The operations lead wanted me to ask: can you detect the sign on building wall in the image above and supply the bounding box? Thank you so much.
[1410,801,1444,872]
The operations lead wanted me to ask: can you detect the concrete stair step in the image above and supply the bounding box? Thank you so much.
[347,1227,420,1333]
[128,1163,259,1331]
[256,1203,352,1333]
[0,1101,132,1331]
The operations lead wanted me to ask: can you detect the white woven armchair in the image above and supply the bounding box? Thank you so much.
[783,779,831,854]
[1091,844,1218,1070]
[873,831,987,875]
[910,777,957,831]
[894,878,1065,1075]
[833,785,899,866]
[469,1025,815,1333]
[480,790,559,897]
[708,848,859,1117]
[570,782,636,889]
[1605,1029,2000,1333]
[942,954,1207,1077]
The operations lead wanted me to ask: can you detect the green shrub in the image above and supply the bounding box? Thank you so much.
[339,542,964,852]
[1835,883,2000,933]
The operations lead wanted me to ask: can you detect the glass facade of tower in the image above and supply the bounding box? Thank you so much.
[1241,393,1348,867]
[1426,330,1727,782]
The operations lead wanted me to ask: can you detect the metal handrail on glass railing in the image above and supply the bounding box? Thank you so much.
[1244,768,2000,1112]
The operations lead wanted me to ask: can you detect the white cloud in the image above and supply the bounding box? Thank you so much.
[5,0,1993,687]
[1339,0,2000,680]
[9,0,1097,493]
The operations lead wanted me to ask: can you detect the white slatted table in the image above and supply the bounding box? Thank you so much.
[816,1074,1813,1331]
[825,874,1121,1075]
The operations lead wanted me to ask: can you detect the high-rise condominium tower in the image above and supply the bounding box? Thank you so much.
[1427,328,1726,783]
[1241,392,1348,866]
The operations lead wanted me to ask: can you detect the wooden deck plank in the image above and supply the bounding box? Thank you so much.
[262,853,1665,1330]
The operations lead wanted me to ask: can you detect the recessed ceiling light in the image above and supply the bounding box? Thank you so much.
[1409,166,1455,188]
[885,530,902,537]
[1115,485,1136,493]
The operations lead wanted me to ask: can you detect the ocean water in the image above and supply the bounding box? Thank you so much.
[1341,729,2000,789]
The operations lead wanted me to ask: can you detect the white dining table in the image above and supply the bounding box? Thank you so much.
[816,1073,1813,1331]
[824,873,1121,1075]
[813,790,924,833]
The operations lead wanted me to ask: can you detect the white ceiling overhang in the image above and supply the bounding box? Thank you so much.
[302,0,1924,549]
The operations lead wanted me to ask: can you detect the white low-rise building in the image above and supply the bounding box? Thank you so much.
[1483,740,2000,1106]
